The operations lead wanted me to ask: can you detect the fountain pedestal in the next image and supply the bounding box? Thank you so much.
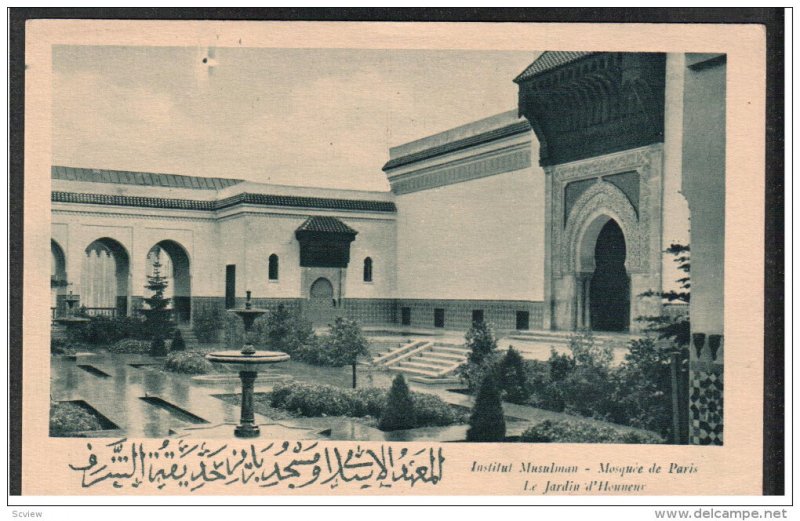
[53,291,89,338]
[205,291,290,438]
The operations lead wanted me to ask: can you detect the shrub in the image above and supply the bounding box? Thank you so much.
[466,372,506,442]
[224,312,247,349]
[318,317,371,387]
[50,402,104,436]
[73,315,149,345]
[171,329,186,352]
[465,321,498,364]
[107,339,151,354]
[379,375,416,431]
[568,331,613,369]
[525,358,566,412]
[457,351,501,393]
[613,337,682,438]
[351,387,387,418]
[150,337,168,357]
[519,419,663,444]
[411,392,465,427]
[50,337,76,355]
[547,349,576,381]
[499,346,530,404]
[268,380,462,429]
[165,351,213,375]
[192,302,225,344]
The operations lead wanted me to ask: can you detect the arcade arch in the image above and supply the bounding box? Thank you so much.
[81,237,130,316]
[145,240,192,323]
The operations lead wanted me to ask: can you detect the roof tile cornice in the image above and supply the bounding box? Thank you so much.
[52,191,396,213]
[382,120,531,171]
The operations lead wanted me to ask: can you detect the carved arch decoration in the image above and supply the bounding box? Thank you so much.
[561,181,643,275]
[548,144,662,279]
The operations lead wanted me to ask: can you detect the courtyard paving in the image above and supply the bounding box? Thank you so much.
[50,329,653,442]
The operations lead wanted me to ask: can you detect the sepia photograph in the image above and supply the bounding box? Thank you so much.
[10,13,779,502]
[48,45,723,447]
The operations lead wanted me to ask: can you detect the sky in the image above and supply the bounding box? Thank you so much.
[53,46,537,191]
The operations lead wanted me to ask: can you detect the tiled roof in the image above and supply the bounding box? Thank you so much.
[382,120,531,171]
[217,193,396,213]
[52,165,244,190]
[52,191,396,213]
[514,51,598,82]
[296,216,358,235]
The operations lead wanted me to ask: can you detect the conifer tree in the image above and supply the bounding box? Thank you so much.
[378,374,416,431]
[466,372,506,442]
[499,346,529,404]
[144,247,172,356]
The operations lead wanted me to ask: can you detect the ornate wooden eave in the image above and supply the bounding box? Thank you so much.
[515,52,666,167]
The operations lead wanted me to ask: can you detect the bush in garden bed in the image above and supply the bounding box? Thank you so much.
[268,381,464,429]
[410,390,464,427]
[192,302,225,344]
[519,419,664,444]
[72,315,150,345]
[379,375,416,431]
[49,401,104,436]
[466,373,506,442]
[50,337,78,355]
[164,351,213,374]
[107,339,151,354]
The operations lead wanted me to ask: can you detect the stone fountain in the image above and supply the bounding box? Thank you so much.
[205,291,290,438]
[53,290,90,338]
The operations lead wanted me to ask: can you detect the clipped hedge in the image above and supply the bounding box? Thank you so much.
[164,351,214,375]
[268,381,464,429]
[519,419,664,444]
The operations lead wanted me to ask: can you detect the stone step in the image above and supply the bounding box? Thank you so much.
[395,360,447,372]
[408,375,462,386]
[412,356,456,368]
[509,330,634,344]
[390,365,441,378]
[429,345,470,356]
[421,351,466,363]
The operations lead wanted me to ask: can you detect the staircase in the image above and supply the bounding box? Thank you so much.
[373,340,470,384]
[176,323,199,347]
[506,329,636,349]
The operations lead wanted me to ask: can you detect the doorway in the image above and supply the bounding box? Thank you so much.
[308,277,336,326]
[589,219,630,331]
[225,265,236,309]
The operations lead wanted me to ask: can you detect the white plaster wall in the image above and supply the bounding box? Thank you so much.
[682,56,726,335]
[344,217,397,299]
[395,162,545,301]
[50,207,218,299]
[662,53,692,295]
[235,213,303,299]
[215,211,397,301]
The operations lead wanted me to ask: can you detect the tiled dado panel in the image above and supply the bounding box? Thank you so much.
[396,299,544,331]
[189,296,304,320]
[689,333,724,446]
[342,299,398,325]
[193,296,393,325]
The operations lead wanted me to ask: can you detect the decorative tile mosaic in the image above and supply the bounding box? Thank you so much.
[689,370,724,446]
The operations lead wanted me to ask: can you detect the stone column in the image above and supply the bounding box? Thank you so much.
[575,274,584,330]
[583,274,592,330]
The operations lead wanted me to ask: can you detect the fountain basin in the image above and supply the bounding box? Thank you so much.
[205,350,289,370]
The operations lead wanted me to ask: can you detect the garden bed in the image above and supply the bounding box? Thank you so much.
[214,381,467,432]
[49,400,120,437]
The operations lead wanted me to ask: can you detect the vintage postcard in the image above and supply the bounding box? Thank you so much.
[15,17,774,501]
